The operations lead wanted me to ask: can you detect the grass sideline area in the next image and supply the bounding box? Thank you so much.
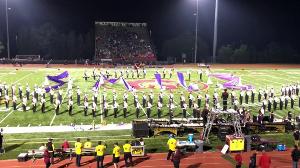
[0,67,299,127]
[0,129,295,160]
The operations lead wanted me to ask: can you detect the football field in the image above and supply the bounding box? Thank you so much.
[0,65,299,127]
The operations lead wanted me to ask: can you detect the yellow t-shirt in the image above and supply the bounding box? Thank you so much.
[167,138,177,151]
[113,145,121,157]
[123,143,131,153]
[95,145,106,156]
[84,141,92,148]
[75,142,83,155]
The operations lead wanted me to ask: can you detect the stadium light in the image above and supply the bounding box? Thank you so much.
[212,0,219,64]
[194,0,199,64]
[5,0,10,60]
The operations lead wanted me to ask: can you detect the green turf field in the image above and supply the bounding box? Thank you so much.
[0,67,299,127]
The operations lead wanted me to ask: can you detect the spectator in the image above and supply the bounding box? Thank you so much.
[249,152,257,168]
[139,138,144,146]
[61,139,70,152]
[234,151,242,168]
[294,130,300,147]
[167,135,177,160]
[84,138,92,148]
[291,145,300,168]
[259,150,271,168]
[172,147,183,168]
[43,149,51,168]
[46,138,55,164]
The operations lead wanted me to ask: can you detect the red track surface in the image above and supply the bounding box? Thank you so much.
[0,150,295,168]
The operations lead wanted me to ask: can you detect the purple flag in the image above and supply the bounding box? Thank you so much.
[177,72,187,88]
[45,71,68,92]
[209,73,254,90]
[121,77,134,92]
[154,73,163,89]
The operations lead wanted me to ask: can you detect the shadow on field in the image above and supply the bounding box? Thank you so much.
[56,162,72,168]
[5,142,25,153]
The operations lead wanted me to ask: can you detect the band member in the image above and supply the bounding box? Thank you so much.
[159,92,163,104]
[198,69,203,81]
[169,92,174,105]
[18,84,23,100]
[251,90,255,103]
[270,88,275,97]
[269,111,274,123]
[169,69,172,79]
[180,93,185,108]
[22,97,26,112]
[12,95,17,110]
[285,95,289,109]
[84,100,88,116]
[136,69,140,78]
[55,98,60,115]
[143,68,146,78]
[26,84,30,100]
[146,102,152,118]
[222,89,229,111]
[11,84,16,98]
[273,96,279,111]
[136,104,140,118]
[187,71,191,81]
[169,102,175,122]
[262,98,267,111]
[133,93,138,107]
[84,93,88,103]
[92,68,97,80]
[77,87,81,106]
[83,71,89,81]
[126,68,129,79]
[267,97,272,112]
[279,95,284,110]
[188,93,194,108]
[231,90,235,105]
[123,92,128,103]
[205,93,210,105]
[92,101,96,117]
[193,102,199,118]
[291,95,296,109]
[93,91,98,105]
[233,98,239,111]
[103,102,108,118]
[197,94,202,109]
[68,99,73,116]
[58,90,63,104]
[112,91,117,105]
[157,101,162,118]
[245,91,250,104]
[41,97,46,113]
[32,97,37,112]
[163,68,166,79]
[213,91,218,108]
[123,101,128,118]
[142,94,147,108]
[239,90,244,105]
[263,90,268,100]
[49,88,54,104]
[182,102,187,118]
[149,91,154,105]
[258,89,262,103]
[113,101,119,118]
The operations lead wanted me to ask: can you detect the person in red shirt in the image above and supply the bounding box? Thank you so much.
[259,150,271,168]
[43,149,51,168]
[61,139,70,152]
[234,152,243,168]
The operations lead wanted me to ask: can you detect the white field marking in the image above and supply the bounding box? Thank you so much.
[0,73,35,124]
[0,104,22,124]
[0,70,16,79]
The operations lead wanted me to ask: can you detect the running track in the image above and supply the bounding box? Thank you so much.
[0,150,295,168]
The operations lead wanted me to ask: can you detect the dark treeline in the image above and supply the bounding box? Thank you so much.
[14,23,94,60]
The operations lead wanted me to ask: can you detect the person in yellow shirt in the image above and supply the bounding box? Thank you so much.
[84,138,92,148]
[95,141,106,168]
[167,135,177,160]
[75,138,83,167]
[123,140,133,167]
[112,142,121,168]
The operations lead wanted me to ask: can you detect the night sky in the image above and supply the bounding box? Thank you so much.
[0,0,300,60]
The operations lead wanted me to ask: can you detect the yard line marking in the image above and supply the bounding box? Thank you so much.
[0,70,16,79]
[0,104,22,124]
[13,72,34,84]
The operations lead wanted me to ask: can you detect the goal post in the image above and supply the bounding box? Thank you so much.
[15,55,41,61]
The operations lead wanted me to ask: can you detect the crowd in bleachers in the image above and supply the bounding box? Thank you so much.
[95,22,156,63]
